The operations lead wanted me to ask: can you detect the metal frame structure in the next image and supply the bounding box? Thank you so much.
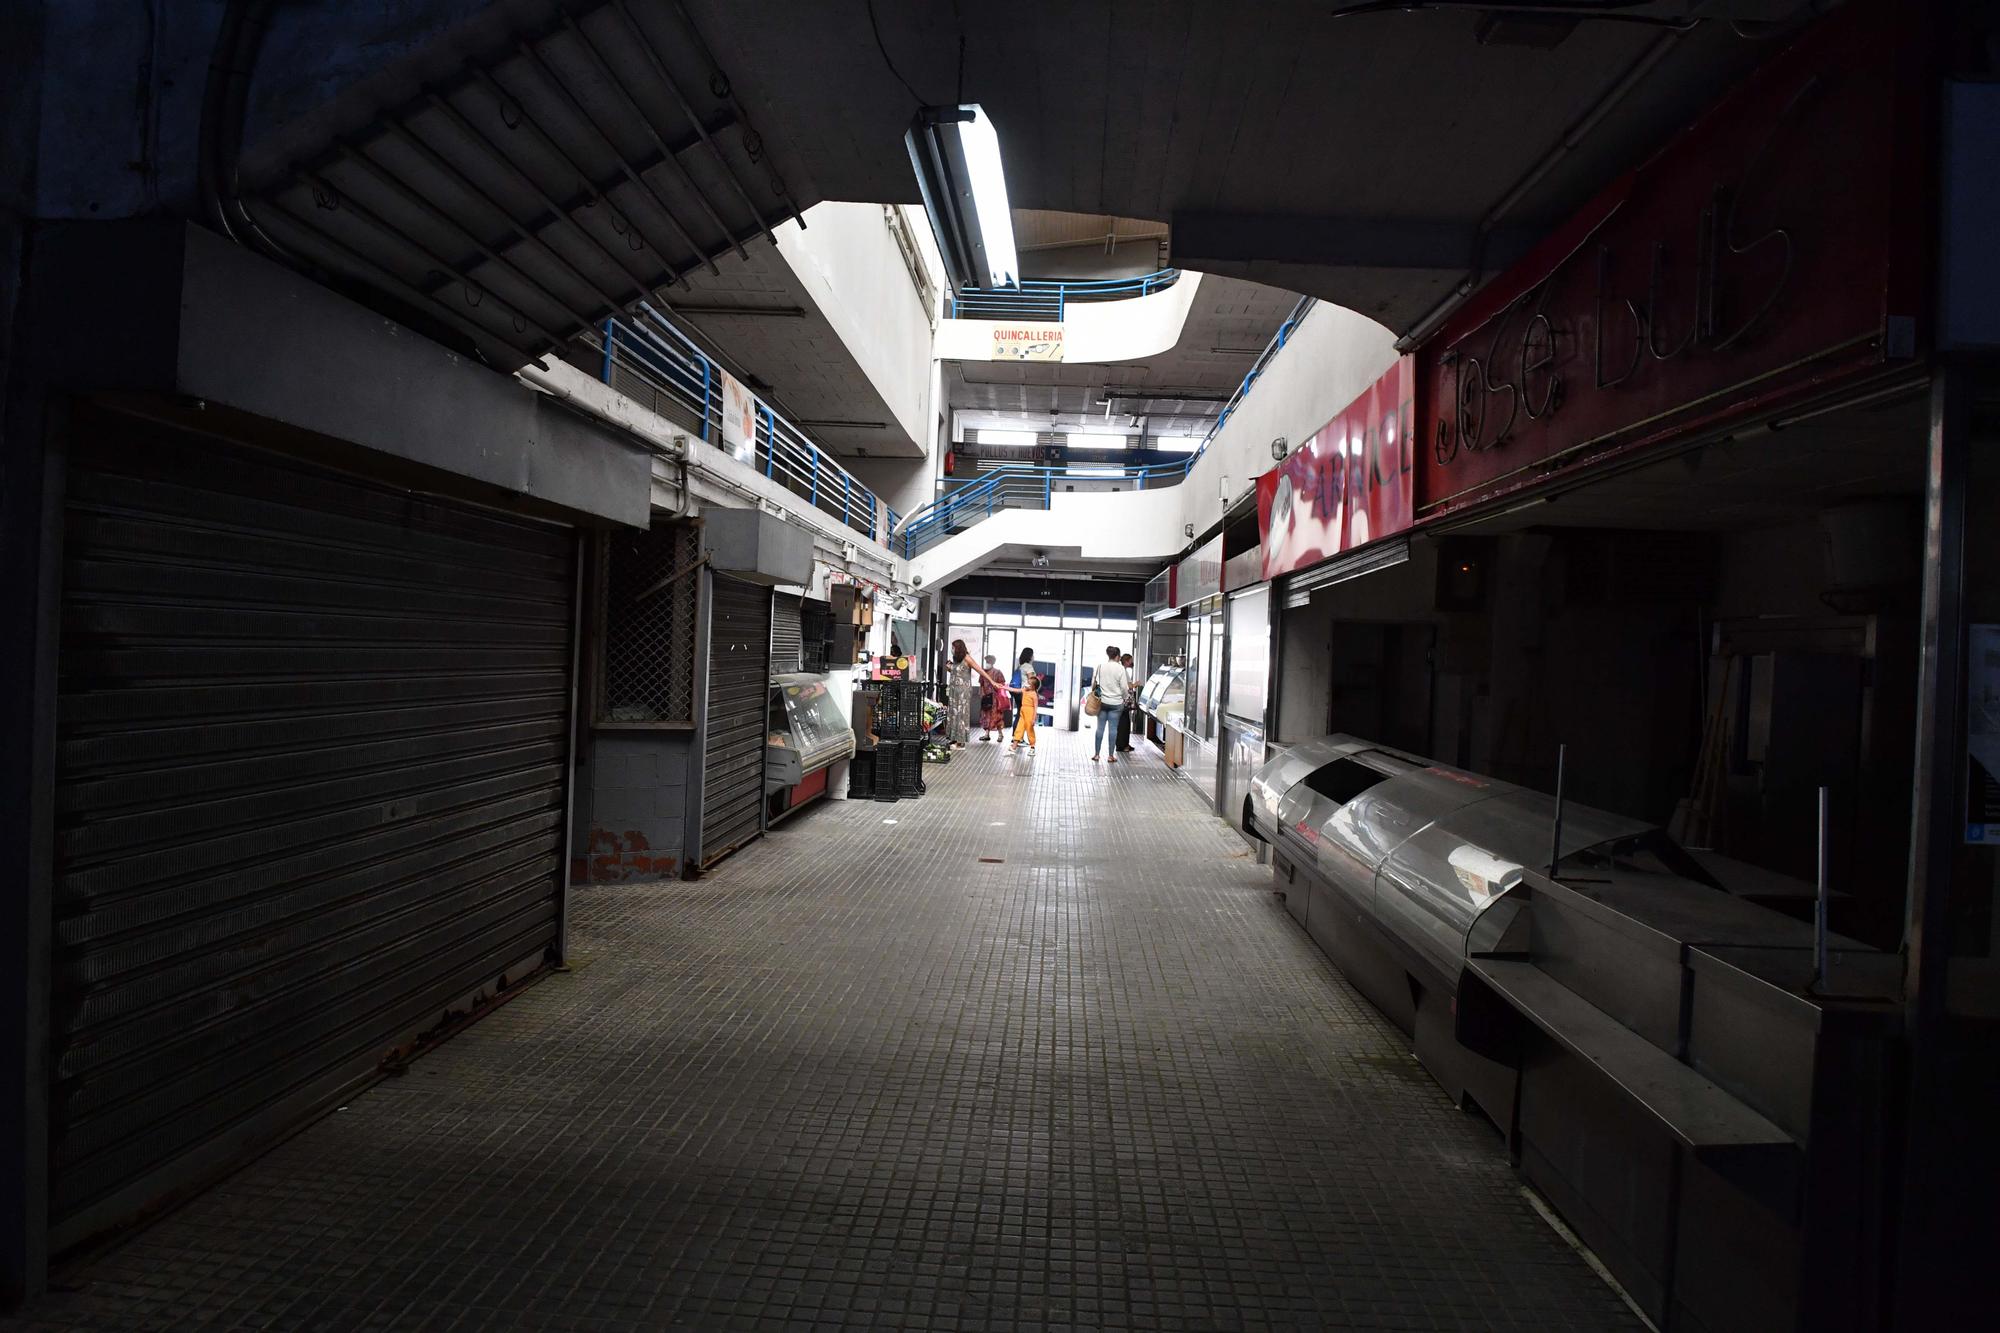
[948,269,1182,320]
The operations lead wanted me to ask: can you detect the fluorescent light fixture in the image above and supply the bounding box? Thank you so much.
[906,104,1020,291]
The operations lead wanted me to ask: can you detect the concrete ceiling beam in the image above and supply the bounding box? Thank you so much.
[1169,211,1541,275]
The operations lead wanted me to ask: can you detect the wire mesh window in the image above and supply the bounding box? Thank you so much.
[596,522,701,725]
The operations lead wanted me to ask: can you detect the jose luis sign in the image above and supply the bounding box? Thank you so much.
[1414,0,1920,519]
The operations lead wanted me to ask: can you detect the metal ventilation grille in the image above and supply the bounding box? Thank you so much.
[246,0,803,372]
[771,593,803,674]
[597,522,701,724]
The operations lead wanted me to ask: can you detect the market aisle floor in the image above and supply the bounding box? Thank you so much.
[7,728,1639,1332]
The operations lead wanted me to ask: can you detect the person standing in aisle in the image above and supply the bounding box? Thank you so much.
[1116,652,1139,753]
[945,640,978,750]
[1090,645,1131,763]
[1009,647,1040,753]
[978,653,1011,741]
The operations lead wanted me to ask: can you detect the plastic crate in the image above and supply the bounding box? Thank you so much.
[894,740,926,798]
[846,749,877,800]
[872,741,902,802]
[881,681,925,740]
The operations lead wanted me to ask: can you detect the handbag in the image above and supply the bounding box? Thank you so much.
[1083,688,1101,716]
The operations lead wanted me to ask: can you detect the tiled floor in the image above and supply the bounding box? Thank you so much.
[7,729,1638,1331]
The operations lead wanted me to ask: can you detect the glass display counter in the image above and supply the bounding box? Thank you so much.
[767,673,856,793]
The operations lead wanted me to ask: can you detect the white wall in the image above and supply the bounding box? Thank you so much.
[909,483,1186,590]
[1178,302,1398,539]
[775,203,941,454]
[932,273,1203,363]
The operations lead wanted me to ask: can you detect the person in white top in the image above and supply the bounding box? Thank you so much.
[1090,644,1132,763]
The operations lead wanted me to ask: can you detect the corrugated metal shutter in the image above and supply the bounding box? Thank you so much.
[1281,537,1412,609]
[700,573,770,868]
[771,592,803,674]
[51,416,575,1247]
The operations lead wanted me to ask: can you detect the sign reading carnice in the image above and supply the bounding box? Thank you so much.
[1256,357,1414,582]
[990,323,1063,362]
[1415,0,1916,519]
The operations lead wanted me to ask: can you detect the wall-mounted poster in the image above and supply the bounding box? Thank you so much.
[719,369,758,466]
[991,323,1063,362]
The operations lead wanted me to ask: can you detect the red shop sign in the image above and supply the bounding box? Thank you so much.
[1415,0,1921,519]
[1256,356,1414,582]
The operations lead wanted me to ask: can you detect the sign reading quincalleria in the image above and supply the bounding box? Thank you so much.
[990,323,1064,362]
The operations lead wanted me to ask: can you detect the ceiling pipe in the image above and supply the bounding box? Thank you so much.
[1393,28,1686,354]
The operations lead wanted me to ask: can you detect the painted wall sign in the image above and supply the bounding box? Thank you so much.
[1414,0,1918,519]
[1256,357,1414,582]
[990,323,1064,362]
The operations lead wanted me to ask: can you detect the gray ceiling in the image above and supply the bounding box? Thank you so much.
[236,0,1824,373]
[685,0,1812,329]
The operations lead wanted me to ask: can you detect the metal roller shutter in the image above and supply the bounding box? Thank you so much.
[51,416,576,1247]
[1280,537,1412,609]
[701,573,771,868]
[771,592,803,674]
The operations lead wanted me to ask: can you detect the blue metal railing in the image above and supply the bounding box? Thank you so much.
[600,304,884,543]
[1187,294,1316,467]
[948,268,1182,320]
[890,460,1196,559]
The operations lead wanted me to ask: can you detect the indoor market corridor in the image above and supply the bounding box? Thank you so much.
[8,732,1639,1332]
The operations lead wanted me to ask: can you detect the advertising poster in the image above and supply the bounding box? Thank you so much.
[719,369,758,466]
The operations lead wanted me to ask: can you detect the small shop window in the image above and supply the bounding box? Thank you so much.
[595,522,701,725]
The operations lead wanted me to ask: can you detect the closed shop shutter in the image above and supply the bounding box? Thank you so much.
[50,414,575,1248]
[1281,537,1411,609]
[701,573,771,867]
[771,592,803,674]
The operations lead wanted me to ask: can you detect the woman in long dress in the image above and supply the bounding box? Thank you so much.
[945,639,977,749]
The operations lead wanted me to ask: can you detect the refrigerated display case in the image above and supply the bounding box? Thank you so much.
[766,673,857,821]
